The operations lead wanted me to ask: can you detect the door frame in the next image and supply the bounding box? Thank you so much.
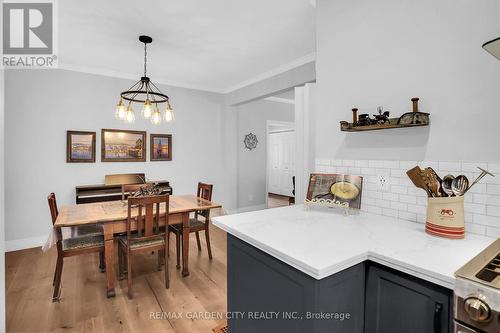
[266,120,295,208]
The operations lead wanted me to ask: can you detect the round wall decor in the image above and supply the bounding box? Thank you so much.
[243,133,258,150]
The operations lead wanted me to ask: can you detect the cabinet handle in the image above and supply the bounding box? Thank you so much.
[433,302,442,333]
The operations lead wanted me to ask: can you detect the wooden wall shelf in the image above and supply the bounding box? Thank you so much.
[340,118,429,132]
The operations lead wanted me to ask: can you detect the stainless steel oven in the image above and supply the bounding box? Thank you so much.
[454,238,500,333]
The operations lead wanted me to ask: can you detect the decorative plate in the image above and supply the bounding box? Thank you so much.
[243,133,258,150]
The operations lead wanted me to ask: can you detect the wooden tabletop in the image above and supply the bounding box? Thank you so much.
[54,195,222,227]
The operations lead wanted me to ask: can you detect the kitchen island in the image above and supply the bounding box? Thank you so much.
[212,205,495,333]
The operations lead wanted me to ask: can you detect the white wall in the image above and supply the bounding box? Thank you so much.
[0,68,6,332]
[235,99,294,210]
[4,69,225,249]
[315,0,500,162]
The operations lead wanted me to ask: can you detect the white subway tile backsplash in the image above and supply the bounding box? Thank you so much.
[315,158,500,236]
[383,160,400,169]
[391,185,407,195]
[486,226,500,238]
[438,161,462,172]
[369,160,384,168]
[355,160,369,168]
[487,205,500,217]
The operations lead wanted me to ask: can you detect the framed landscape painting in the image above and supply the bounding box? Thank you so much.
[150,134,172,161]
[66,130,96,163]
[101,129,146,162]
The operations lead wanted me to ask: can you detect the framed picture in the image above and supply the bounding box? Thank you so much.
[306,173,363,209]
[150,134,172,161]
[66,130,96,163]
[101,129,146,162]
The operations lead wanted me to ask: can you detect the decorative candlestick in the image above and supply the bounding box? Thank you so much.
[411,97,419,113]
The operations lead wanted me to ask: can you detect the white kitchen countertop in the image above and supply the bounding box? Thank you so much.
[212,205,496,289]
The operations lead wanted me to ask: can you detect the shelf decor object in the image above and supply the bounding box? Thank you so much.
[115,35,174,125]
[305,173,363,214]
[243,133,258,150]
[340,97,429,132]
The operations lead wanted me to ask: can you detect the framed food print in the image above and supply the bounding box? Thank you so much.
[66,130,96,163]
[306,173,363,209]
[101,129,146,162]
[150,134,172,161]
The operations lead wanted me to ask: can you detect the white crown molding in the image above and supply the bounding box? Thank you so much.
[58,63,223,93]
[221,52,316,94]
[57,52,316,95]
[264,96,295,105]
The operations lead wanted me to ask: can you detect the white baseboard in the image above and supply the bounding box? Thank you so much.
[5,235,46,252]
[226,204,267,215]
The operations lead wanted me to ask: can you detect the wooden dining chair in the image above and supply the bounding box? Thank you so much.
[118,194,170,299]
[48,193,105,302]
[121,183,146,200]
[169,182,213,269]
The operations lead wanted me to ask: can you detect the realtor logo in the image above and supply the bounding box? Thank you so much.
[2,1,57,68]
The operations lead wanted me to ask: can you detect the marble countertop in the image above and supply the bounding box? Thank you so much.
[212,205,496,289]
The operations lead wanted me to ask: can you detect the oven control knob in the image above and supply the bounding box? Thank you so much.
[464,297,490,322]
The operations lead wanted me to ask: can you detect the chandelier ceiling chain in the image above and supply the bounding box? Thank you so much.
[114,35,174,125]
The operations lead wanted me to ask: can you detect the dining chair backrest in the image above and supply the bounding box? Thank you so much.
[122,183,146,200]
[196,182,213,219]
[48,193,63,245]
[47,193,59,225]
[126,194,169,242]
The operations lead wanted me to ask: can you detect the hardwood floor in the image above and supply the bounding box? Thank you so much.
[267,193,292,208]
[5,213,227,333]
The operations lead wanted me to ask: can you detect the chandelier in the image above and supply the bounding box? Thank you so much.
[115,35,174,125]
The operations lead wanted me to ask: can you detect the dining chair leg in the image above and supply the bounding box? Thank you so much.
[127,251,133,299]
[205,224,213,260]
[164,243,169,289]
[175,231,181,270]
[118,245,124,280]
[157,250,162,271]
[99,251,106,273]
[52,257,63,302]
[195,231,202,251]
[52,254,61,286]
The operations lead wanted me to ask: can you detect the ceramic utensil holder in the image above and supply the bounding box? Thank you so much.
[425,196,465,239]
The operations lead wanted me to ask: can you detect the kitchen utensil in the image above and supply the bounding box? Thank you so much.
[421,168,441,197]
[464,167,495,194]
[425,167,443,197]
[406,166,432,197]
[441,175,455,197]
[451,175,469,196]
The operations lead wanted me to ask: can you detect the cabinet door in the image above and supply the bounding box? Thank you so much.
[365,264,452,333]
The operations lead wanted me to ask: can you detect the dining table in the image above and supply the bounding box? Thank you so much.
[54,194,222,297]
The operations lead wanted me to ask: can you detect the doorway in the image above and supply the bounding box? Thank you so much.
[266,120,295,208]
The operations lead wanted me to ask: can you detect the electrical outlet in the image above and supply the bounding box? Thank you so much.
[377,175,390,192]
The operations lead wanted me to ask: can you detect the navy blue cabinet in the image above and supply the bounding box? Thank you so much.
[364,263,453,333]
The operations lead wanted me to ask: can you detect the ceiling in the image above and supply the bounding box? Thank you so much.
[58,0,316,93]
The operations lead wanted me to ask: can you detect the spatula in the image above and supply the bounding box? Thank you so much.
[406,166,432,197]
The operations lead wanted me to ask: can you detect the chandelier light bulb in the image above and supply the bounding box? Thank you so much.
[151,106,162,125]
[115,98,126,119]
[164,102,174,122]
[142,99,153,119]
[125,105,135,123]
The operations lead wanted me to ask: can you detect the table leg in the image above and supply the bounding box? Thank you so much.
[103,223,115,297]
[181,212,190,277]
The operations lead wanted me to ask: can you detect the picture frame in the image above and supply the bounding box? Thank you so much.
[150,134,172,161]
[101,129,146,162]
[66,130,96,163]
[306,173,363,209]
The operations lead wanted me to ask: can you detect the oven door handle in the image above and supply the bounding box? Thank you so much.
[433,302,443,333]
